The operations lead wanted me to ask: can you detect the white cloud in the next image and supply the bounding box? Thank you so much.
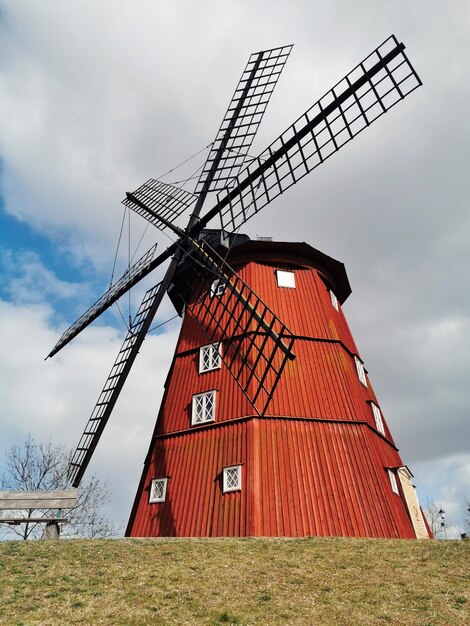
[1,249,89,304]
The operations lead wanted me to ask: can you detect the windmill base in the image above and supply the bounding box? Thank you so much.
[126,417,428,539]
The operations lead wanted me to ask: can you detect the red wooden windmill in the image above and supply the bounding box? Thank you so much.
[48,37,430,538]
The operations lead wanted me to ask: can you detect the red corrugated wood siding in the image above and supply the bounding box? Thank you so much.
[157,337,393,445]
[128,418,415,538]
[243,261,359,356]
[127,250,421,538]
[155,351,252,436]
[252,420,414,538]
[129,421,249,537]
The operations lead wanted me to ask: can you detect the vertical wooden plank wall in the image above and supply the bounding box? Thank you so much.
[126,241,428,539]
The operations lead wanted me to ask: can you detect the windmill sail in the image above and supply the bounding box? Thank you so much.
[67,280,166,487]
[48,242,161,358]
[195,45,293,194]
[122,179,197,234]
[180,240,295,416]
[212,35,422,232]
[48,37,421,361]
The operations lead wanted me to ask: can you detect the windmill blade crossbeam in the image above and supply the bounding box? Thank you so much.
[123,179,197,233]
[182,240,295,416]
[213,35,422,233]
[195,44,293,194]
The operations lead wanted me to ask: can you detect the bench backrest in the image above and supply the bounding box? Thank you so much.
[0,489,78,511]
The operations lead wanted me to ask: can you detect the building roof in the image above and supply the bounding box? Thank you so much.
[226,239,352,304]
[168,232,352,314]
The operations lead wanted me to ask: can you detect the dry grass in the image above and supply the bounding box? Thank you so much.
[0,537,468,625]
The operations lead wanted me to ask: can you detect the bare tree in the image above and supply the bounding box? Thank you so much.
[423,497,447,538]
[0,435,118,540]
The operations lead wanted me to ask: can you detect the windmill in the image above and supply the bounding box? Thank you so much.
[49,36,430,538]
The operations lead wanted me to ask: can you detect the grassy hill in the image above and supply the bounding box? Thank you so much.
[0,537,468,625]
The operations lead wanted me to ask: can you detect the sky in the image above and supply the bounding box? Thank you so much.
[1,0,469,536]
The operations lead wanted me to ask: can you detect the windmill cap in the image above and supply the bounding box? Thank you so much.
[168,232,352,315]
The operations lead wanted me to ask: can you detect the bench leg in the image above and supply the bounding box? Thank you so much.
[41,521,60,540]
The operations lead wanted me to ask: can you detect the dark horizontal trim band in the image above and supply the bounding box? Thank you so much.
[152,413,398,451]
[175,333,365,369]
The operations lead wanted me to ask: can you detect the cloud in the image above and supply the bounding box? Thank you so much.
[0,249,90,304]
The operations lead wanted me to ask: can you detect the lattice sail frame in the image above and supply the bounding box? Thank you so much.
[181,240,295,416]
[213,35,422,232]
[122,179,197,234]
[67,281,163,487]
[50,243,160,358]
[195,45,293,193]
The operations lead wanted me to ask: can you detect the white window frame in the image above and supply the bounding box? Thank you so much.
[191,390,216,425]
[354,356,368,387]
[222,465,242,493]
[330,290,339,311]
[371,402,385,435]
[276,270,295,289]
[211,279,226,297]
[199,342,222,373]
[149,478,168,503]
[388,469,399,495]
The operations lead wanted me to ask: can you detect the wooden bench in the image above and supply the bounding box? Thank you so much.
[0,490,78,538]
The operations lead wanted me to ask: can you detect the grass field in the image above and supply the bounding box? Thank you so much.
[0,537,468,625]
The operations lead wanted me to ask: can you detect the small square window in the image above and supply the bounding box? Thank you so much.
[354,356,367,387]
[330,290,339,311]
[199,342,222,373]
[191,390,216,425]
[388,469,399,495]
[223,465,242,493]
[149,478,168,503]
[276,270,295,288]
[211,279,226,297]
[371,402,385,435]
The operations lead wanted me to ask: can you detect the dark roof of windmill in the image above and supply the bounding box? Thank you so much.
[227,239,352,304]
